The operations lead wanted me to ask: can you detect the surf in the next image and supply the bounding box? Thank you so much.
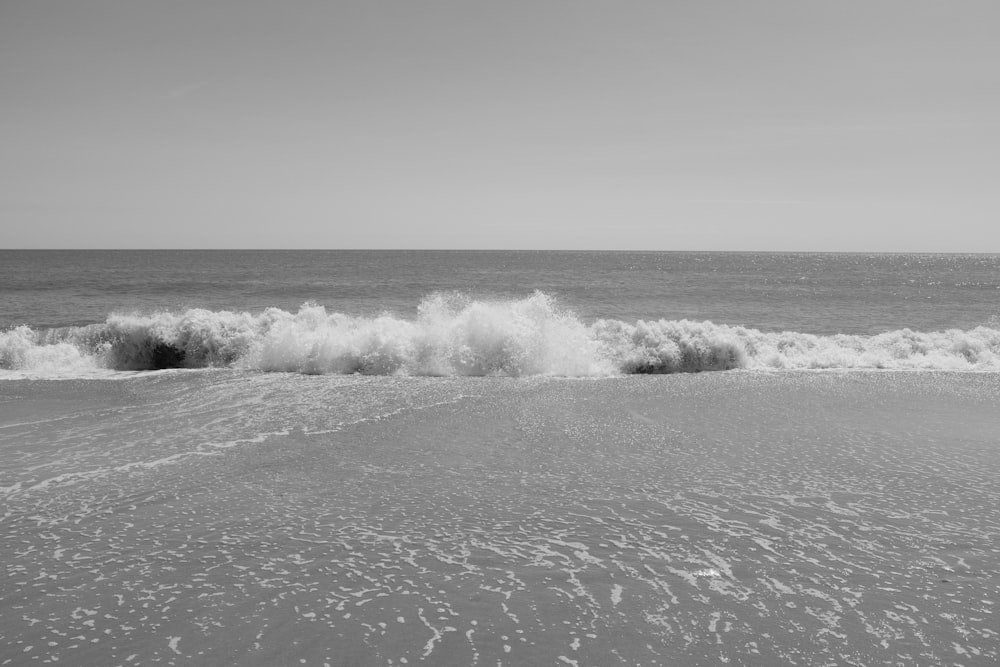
[3,292,999,377]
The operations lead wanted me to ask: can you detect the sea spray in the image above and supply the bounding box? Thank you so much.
[3,292,1000,377]
[246,292,612,376]
[0,325,97,374]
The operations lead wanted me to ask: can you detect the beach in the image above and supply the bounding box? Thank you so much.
[3,370,998,665]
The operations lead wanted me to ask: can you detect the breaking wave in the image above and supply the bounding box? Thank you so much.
[3,292,999,377]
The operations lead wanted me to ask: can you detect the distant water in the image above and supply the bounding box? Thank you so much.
[2,250,999,377]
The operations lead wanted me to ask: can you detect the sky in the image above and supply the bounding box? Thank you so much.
[2,0,999,251]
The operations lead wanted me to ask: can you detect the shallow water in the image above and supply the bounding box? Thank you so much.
[3,371,998,665]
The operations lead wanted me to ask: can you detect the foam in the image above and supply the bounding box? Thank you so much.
[0,325,103,378]
[3,293,999,377]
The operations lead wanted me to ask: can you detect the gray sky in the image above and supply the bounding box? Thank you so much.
[2,0,999,250]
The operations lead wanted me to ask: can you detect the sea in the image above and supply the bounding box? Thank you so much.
[2,250,999,665]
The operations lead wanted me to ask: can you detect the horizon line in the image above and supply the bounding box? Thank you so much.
[4,248,1000,255]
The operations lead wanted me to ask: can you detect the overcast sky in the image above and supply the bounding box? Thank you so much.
[2,1,999,250]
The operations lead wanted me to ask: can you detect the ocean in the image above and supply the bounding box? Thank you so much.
[2,250,999,665]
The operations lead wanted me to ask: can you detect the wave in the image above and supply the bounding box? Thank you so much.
[3,292,1000,377]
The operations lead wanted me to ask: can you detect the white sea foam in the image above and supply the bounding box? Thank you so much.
[0,326,100,377]
[3,292,1000,377]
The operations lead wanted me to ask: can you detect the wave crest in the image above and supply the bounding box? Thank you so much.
[594,319,747,373]
[249,292,611,376]
[3,292,1000,377]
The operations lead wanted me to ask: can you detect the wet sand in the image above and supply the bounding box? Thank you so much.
[2,372,999,665]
